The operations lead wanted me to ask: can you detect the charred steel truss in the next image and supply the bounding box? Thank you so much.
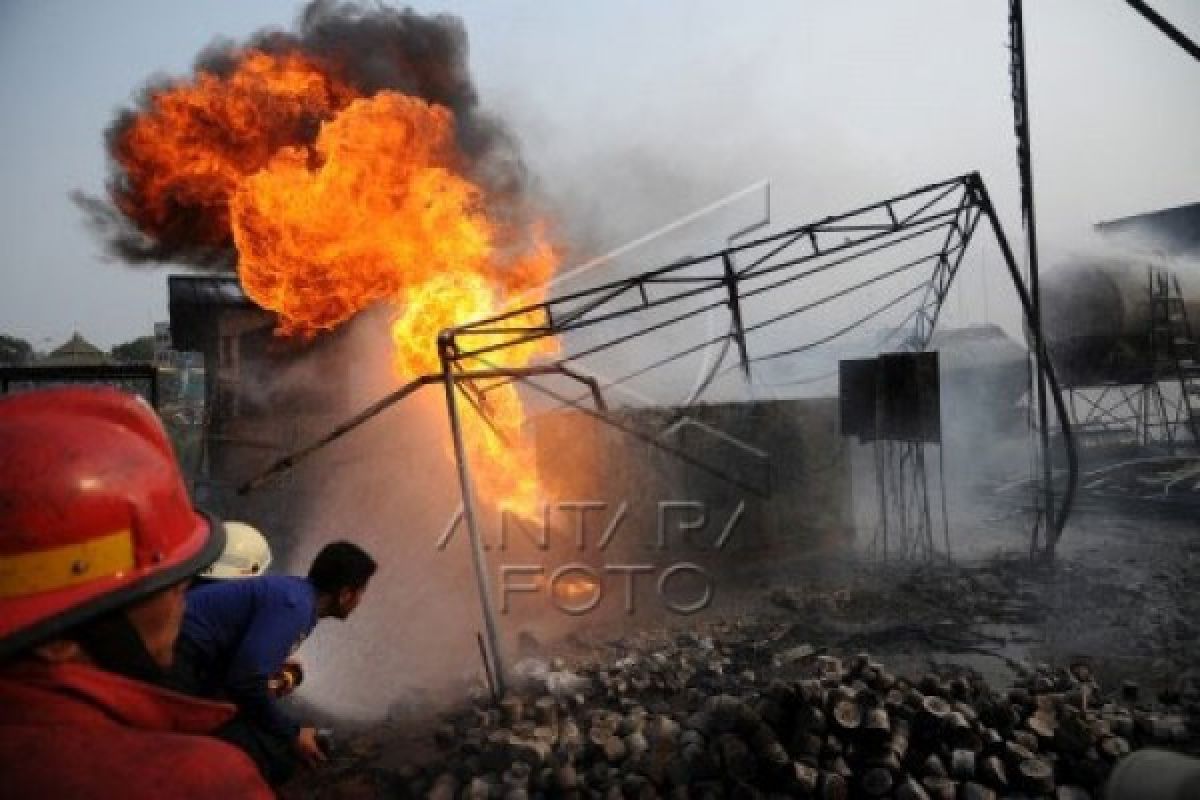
[447,177,984,376]
[244,172,1078,695]
[439,175,1075,528]
[441,173,1079,693]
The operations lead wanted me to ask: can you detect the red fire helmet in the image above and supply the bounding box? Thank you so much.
[0,386,225,657]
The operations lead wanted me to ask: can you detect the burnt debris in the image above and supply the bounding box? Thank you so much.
[382,628,1197,799]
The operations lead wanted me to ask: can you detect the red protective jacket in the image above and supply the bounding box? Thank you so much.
[0,659,274,799]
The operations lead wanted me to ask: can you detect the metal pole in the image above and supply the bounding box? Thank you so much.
[1010,0,1055,559]
[877,443,885,562]
[971,173,1078,558]
[917,443,933,561]
[476,632,497,703]
[938,441,951,563]
[440,337,507,697]
[1125,0,1200,63]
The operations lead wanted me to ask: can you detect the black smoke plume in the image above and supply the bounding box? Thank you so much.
[75,0,527,270]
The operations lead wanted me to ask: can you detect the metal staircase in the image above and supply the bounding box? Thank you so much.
[1148,266,1200,449]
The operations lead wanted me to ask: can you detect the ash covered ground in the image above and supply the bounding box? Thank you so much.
[280,495,1200,799]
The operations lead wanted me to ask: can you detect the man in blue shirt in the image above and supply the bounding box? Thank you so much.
[172,540,376,784]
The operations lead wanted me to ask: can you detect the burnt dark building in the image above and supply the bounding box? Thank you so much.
[167,274,352,517]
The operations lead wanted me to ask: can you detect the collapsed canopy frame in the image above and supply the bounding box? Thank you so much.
[245,172,1078,695]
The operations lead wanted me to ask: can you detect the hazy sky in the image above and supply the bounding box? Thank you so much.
[0,0,1197,349]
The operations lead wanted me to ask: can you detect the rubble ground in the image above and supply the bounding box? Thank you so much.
[284,502,1200,798]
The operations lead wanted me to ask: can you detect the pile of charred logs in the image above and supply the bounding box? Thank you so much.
[414,638,1195,799]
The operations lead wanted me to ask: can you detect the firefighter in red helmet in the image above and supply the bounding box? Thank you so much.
[0,387,273,798]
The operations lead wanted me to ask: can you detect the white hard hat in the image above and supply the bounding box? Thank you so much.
[200,520,272,579]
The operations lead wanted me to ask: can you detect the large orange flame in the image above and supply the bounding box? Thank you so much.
[231,92,494,336]
[115,51,355,250]
[116,49,557,516]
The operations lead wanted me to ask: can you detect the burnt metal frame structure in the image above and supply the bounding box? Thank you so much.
[446,175,987,385]
[439,174,1069,455]
[439,172,1078,692]
[243,172,1078,697]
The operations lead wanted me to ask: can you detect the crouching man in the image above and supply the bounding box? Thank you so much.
[0,387,272,798]
[172,540,376,783]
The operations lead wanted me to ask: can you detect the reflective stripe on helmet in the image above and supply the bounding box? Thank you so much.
[0,530,134,599]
